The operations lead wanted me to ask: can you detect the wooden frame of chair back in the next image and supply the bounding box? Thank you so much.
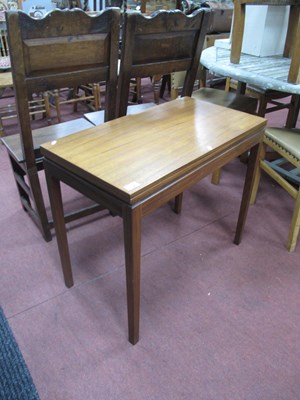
[117,8,211,118]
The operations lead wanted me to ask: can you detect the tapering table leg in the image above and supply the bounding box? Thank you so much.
[234,142,261,244]
[123,205,142,345]
[45,166,74,288]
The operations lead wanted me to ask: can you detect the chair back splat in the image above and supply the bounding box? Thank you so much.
[117,9,211,117]
[7,8,120,142]
[2,8,120,241]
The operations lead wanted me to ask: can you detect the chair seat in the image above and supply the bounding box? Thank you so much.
[192,87,258,114]
[1,118,93,163]
[265,128,300,162]
[84,103,156,126]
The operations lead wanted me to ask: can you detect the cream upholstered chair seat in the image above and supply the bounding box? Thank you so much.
[265,128,300,161]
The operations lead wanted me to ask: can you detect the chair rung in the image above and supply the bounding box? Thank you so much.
[20,195,46,231]
[266,159,300,186]
[264,103,292,114]
[56,95,95,106]
[13,172,32,198]
[0,97,48,124]
[261,160,298,198]
[272,158,290,167]
[63,203,106,224]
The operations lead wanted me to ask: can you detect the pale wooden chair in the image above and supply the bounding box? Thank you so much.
[250,127,300,252]
[1,8,120,241]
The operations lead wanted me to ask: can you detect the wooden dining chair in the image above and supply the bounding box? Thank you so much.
[250,127,300,252]
[1,8,120,241]
[117,9,211,118]
[85,8,211,124]
[122,10,258,112]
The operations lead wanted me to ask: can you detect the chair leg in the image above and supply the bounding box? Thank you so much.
[9,156,31,211]
[287,189,300,252]
[160,74,171,98]
[225,77,231,92]
[257,94,268,117]
[43,91,52,125]
[170,87,179,100]
[152,75,162,104]
[9,156,52,241]
[173,193,183,214]
[211,169,221,185]
[93,83,101,110]
[285,94,300,128]
[54,89,62,123]
[0,116,4,137]
[199,66,207,88]
[130,78,142,104]
[27,168,52,242]
[72,88,78,113]
[136,78,143,103]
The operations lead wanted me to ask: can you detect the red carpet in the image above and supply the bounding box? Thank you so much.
[1,81,300,399]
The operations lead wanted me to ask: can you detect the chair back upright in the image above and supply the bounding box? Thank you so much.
[5,8,120,167]
[117,9,211,117]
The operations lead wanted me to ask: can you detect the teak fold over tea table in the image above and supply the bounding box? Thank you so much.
[41,97,266,345]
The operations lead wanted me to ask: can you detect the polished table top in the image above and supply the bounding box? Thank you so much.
[201,46,300,95]
[41,97,266,205]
